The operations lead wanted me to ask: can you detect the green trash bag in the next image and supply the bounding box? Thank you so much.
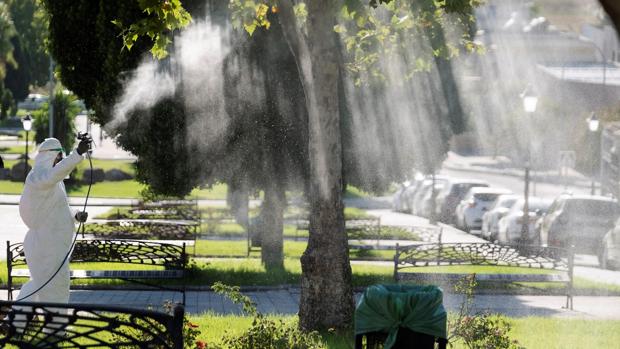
[355,284,447,349]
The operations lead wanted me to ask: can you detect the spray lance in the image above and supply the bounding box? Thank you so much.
[15,132,94,302]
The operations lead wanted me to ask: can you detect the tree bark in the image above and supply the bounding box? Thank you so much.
[277,0,354,330]
[260,181,285,269]
[599,0,620,32]
[228,177,250,231]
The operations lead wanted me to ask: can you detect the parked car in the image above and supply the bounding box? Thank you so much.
[411,177,448,216]
[17,93,48,110]
[435,179,489,224]
[496,197,552,245]
[455,187,513,232]
[419,181,446,218]
[600,222,620,270]
[401,179,423,213]
[539,195,620,255]
[481,194,519,241]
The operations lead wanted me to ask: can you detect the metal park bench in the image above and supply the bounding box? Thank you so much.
[394,243,575,309]
[0,300,184,348]
[7,239,187,304]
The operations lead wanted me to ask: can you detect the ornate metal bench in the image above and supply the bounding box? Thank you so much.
[394,243,575,309]
[0,300,184,348]
[7,239,187,304]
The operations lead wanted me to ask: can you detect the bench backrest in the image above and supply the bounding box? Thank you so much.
[7,240,186,269]
[84,220,198,240]
[0,300,184,348]
[395,243,571,272]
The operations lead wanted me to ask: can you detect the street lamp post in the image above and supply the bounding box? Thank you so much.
[430,172,437,225]
[587,112,600,195]
[22,114,33,181]
[520,86,538,244]
[579,35,607,85]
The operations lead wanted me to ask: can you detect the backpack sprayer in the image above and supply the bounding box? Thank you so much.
[15,132,94,302]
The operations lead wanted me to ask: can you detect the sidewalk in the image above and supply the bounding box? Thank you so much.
[3,288,619,319]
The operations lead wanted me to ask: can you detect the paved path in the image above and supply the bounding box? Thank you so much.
[3,289,619,319]
[367,209,485,243]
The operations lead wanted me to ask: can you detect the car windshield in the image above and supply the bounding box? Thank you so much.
[564,200,619,217]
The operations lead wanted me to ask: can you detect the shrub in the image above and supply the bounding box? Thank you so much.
[32,89,79,152]
[452,313,524,349]
[210,282,327,349]
[449,275,524,349]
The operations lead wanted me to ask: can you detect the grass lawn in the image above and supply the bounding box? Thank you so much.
[193,240,396,260]
[0,144,34,154]
[191,183,228,200]
[509,317,620,349]
[0,178,375,201]
[2,159,18,168]
[4,313,617,348]
[0,180,23,194]
[344,207,373,220]
[344,185,372,198]
[0,258,393,288]
[0,179,228,199]
[74,159,136,180]
[66,180,146,198]
[188,314,620,349]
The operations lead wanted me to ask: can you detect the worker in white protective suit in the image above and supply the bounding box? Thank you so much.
[16,137,91,304]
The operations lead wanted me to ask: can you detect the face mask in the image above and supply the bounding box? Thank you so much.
[53,152,63,167]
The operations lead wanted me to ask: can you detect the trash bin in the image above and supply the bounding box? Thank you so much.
[355,284,447,349]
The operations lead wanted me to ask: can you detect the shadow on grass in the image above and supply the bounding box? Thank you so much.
[185,264,300,286]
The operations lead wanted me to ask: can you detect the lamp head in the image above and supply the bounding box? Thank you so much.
[520,85,538,113]
[587,112,600,132]
[22,114,32,132]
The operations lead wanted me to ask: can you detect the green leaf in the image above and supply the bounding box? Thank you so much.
[244,22,257,36]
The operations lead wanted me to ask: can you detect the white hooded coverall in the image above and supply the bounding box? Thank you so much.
[16,138,84,303]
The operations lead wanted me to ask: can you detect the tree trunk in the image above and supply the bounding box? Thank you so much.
[228,177,250,231]
[260,182,285,269]
[277,0,354,330]
[599,0,620,32]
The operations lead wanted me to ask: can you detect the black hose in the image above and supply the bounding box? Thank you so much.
[15,149,93,302]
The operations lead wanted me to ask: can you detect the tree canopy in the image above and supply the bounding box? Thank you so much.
[4,0,49,101]
[43,0,482,331]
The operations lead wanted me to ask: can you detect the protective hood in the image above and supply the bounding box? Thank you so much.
[34,138,63,170]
